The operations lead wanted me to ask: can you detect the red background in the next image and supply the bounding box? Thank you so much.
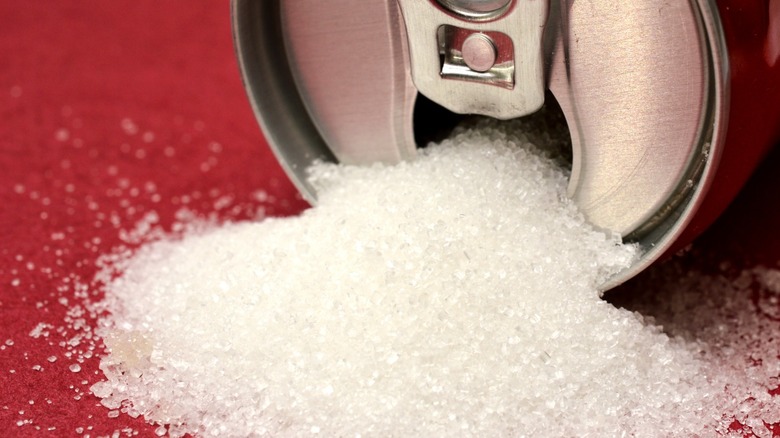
[0,2,777,437]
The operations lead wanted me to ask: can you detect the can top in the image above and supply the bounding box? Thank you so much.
[232,0,728,288]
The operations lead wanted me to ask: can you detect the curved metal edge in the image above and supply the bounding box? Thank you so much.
[389,2,421,164]
[279,0,417,166]
[231,0,335,205]
[599,0,731,291]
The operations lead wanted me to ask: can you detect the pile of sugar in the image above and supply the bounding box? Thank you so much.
[86,120,778,437]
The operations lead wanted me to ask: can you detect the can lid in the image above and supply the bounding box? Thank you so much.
[232,0,728,287]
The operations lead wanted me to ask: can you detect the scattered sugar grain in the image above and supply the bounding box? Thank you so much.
[120,118,139,136]
[88,119,779,437]
[55,128,70,142]
[611,263,780,437]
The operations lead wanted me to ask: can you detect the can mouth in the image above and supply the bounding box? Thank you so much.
[231,0,729,289]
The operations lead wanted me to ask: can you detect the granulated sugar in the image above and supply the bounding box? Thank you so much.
[609,262,780,437]
[85,120,779,437]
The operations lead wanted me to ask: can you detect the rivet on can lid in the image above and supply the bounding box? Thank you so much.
[462,33,497,72]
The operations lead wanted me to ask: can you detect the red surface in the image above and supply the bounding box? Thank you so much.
[0,3,306,436]
[0,2,777,437]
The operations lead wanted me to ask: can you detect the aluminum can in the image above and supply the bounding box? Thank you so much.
[232,0,780,288]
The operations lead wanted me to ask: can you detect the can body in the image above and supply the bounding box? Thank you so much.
[678,0,780,251]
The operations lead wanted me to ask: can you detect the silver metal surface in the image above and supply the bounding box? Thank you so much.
[462,33,497,73]
[547,1,712,237]
[596,0,729,289]
[281,1,417,166]
[439,26,515,90]
[397,0,549,119]
[232,0,729,289]
[436,0,513,19]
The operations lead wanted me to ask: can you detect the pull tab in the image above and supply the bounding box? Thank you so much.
[396,0,549,120]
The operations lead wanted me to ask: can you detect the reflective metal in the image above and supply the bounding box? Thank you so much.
[547,1,713,237]
[462,33,497,73]
[397,0,549,119]
[281,1,417,167]
[438,26,515,90]
[435,0,513,20]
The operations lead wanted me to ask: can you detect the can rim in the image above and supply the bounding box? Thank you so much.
[231,0,336,202]
[600,0,729,290]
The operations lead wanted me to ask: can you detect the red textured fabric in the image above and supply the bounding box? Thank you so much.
[0,3,306,436]
[0,2,777,437]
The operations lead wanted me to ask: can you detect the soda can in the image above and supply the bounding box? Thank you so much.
[232,0,780,288]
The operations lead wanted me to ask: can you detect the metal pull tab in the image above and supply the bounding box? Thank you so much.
[396,0,549,120]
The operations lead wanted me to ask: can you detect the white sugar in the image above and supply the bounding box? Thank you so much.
[611,263,780,437]
[88,119,779,436]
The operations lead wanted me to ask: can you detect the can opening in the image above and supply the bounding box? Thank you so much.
[413,90,573,173]
[413,94,465,147]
